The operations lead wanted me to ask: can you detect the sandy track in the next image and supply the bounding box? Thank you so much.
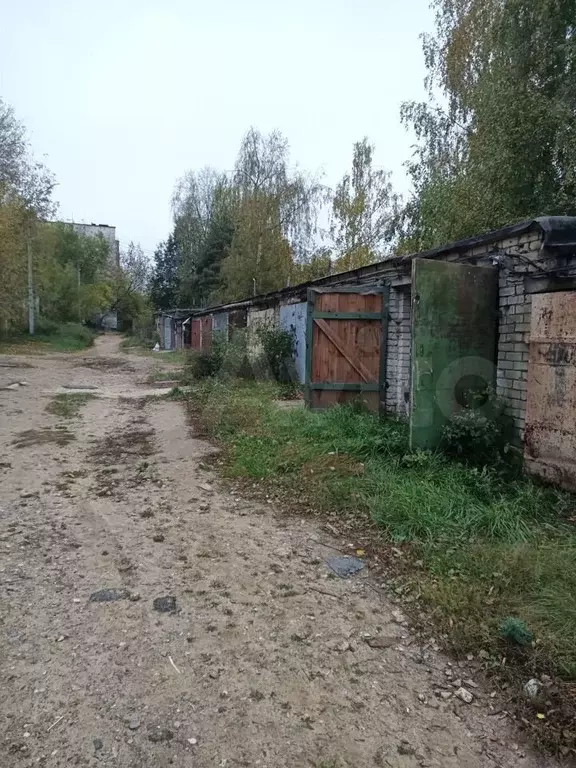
[0,335,553,768]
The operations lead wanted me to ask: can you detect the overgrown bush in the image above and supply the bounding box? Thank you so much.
[50,323,95,349]
[128,311,158,347]
[256,324,296,383]
[441,389,514,468]
[34,317,61,336]
[184,342,225,380]
[221,330,255,380]
[35,322,94,350]
[277,380,301,399]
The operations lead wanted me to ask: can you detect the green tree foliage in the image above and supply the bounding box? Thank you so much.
[0,194,28,331]
[331,138,398,271]
[290,247,333,284]
[164,129,326,306]
[121,241,150,294]
[0,97,57,332]
[172,167,230,306]
[221,128,324,300]
[0,98,55,217]
[107,241,152,329]
[400,0,576,251]
[0,97,151,334]
[108,267,151,331]
[33,223,111,323]
[195,211,235,304]
[150,235,180,310]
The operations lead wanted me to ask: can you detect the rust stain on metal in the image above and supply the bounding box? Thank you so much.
[525,292,576,490]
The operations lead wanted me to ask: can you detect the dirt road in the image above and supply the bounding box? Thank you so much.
[0,335,553,768]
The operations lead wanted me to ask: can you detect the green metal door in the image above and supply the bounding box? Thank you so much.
[410,259,498,450]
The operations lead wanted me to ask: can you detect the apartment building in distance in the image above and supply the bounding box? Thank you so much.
[71,222,120,267]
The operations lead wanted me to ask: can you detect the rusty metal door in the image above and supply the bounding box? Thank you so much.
[200,316,212,351]
[410,260,498,450]
[305,285,388,413]
[525,292,576,489]
[191,319,201,349]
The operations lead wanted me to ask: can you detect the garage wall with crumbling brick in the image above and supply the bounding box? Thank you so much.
[385,287,411,417]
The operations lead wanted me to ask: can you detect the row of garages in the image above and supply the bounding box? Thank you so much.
[156,217,576,490]
[157,302,308,383]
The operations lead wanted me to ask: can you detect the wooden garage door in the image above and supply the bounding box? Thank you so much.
[305,285,388,413]
[191,319,201,349]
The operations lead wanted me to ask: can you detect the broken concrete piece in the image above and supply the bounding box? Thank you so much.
[454,687,474,704]
[325,556,364,578]
[153,596,177,613]
[365,635,398,649]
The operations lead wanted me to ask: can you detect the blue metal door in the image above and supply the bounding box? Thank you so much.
[280,302,307,383]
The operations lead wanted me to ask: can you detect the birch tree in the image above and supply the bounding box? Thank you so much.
[220,127,324,300]
[330,138,399,271]
[400,0,576,251]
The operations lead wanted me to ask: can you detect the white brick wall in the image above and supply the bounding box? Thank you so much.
[380,229,549,438]
[493,234,542,439]
[385,288,411,417]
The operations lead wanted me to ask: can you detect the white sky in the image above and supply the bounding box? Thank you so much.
[0,0,433,256]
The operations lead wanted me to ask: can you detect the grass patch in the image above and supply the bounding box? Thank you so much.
[46,392,96,419]
[12,426,75,448]
[121,335,188,365]
[0,323,95,354]
[183,378,576,746]
[120,334,148,350]
[147,368,184,385]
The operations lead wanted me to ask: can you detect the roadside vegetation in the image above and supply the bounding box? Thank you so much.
[46,392,96,418]
[121,342,188,366]
[146,369,184,385]
[0,321,95,354]
[120,315,159,352]
[0,98,153,347]
[175,344,576,752]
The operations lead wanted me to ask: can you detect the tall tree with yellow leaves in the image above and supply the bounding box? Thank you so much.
[219,128,324,300]
[330,138,398,272]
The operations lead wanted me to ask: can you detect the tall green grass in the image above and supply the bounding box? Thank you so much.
[0,322,94,353]
[185,380,576,677]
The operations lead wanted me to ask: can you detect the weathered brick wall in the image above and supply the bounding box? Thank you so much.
[226,222,565,440]
[385,287,411,416]
[380,229,546,436]
[475,232,541,439]
[496,270,532,438]
[440,230,543,438]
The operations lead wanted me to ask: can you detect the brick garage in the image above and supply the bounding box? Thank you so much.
[188,216,576,482]
[318,218,576,442]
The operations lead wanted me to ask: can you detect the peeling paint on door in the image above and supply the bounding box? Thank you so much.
[525,292,576,489]
[279,302,307,383]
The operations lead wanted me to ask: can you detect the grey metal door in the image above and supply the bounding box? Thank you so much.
[163,317,172,350]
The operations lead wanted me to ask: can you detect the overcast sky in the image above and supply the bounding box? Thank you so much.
[0,0,433,256]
